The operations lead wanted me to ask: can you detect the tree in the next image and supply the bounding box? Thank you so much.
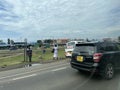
[86,38,90,42]
[118,36,120,42]
[8,38,11,44]
[37,40,42,44]
[44,39,53,44]
[11,40,14,45]
[37,40,43,47]
[0,40,3,43]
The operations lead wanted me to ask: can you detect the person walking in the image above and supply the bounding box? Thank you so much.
[53,44,58,60]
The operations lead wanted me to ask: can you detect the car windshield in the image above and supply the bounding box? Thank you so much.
[68,42,75,46]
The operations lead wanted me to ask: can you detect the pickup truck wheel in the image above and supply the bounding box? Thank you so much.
[103,63,114,80]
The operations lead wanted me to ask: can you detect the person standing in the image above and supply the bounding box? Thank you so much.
[27,47,32,62]
[53,44,58,60]
[41,45,46,54]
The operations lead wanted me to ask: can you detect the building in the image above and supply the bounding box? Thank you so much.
[57,39,69,46]
[0,42,9,49]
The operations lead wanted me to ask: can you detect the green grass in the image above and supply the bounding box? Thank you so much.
[0,54,24,66]
[32,47,65,61]
[0,47,65,67]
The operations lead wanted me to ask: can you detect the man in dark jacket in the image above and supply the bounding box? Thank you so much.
[27,47,32,62]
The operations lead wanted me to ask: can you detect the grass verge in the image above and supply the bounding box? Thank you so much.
[0,47,65,67]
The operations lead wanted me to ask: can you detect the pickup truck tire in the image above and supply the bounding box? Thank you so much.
[102,63,114,80]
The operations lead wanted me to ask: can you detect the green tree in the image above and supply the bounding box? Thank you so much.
[0,40,3,43]
[11,40,14,45]
[44,39,53,44]
[37,40,43,47]
[8,38,11,44]
[118,36,120,42]
[86,38,90,42]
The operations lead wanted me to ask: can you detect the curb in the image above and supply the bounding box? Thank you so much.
[0,58,70,72]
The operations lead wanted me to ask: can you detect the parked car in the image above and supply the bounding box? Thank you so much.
[70,41,120,79]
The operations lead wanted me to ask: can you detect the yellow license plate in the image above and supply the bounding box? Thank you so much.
[77,56,83,62]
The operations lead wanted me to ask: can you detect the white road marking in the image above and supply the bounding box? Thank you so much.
[12,74,37,81]
[52,67,67,72]
[0,63,69,81]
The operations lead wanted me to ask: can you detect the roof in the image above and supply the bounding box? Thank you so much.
[76,41,119,46]
[0,42,8,47]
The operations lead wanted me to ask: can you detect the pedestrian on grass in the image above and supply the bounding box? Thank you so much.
[27,46,32,62]
[43,46,46,54]
[53,44,58,60]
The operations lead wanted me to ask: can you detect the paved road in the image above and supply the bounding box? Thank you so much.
[0,60,120,90]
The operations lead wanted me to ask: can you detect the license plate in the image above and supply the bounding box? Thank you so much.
[77,56,83,62]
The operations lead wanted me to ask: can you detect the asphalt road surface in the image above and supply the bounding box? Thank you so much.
[0,60,120,90]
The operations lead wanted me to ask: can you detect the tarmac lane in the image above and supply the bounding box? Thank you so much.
[0,60,120,90]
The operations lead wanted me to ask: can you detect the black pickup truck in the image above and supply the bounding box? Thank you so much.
[70,41,120,79]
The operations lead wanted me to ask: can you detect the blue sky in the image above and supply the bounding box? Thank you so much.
[0,0,120,42]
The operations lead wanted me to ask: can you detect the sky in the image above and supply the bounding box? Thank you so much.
[0,0,120,42]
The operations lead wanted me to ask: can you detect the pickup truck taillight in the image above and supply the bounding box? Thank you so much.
[93,53,102,63]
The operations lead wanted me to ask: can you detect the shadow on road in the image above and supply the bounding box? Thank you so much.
[75,69,120,81]
[68,69,120,90]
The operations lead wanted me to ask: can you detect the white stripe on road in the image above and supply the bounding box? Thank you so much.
[52,67,67,72]
[12,74,37,81]
[0,63,69,81]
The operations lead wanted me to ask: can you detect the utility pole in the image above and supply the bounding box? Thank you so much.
[24,38,27,62]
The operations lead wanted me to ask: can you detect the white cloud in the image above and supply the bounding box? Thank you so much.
[0,0,120,41]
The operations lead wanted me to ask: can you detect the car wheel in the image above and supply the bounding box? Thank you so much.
[103,63,114,80]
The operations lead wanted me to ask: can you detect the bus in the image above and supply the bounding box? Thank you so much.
[65,41,84,57]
